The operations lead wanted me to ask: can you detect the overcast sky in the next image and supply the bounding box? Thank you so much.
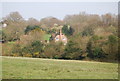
[1,2,118,20]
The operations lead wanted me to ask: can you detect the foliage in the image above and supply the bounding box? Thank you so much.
[2,22,27,41]
[62,40,83,60]
[0,30,6,41]
[1,12,118,62]
[0,30,2,40]
[44,42,65,59]
[20,28,46,46]
[12,44,22,56]
[22,41,44,57]
[62,25,74,36]
[108,35,118,44]
[105,35,118,60]
[3,12,23,22]
[87,35,106,59]
[12,41,44,58]
[40,17,63,28]
[82,27,94,36]
[2,42,15,56]
[24,25,40,34]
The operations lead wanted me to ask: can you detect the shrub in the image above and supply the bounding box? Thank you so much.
[62,40,83,60]
[25,25,40,34]
[108,35,118,45]
[82,27,94,36]
[12,40,44,57]
[44,42,65,59]
[23,53,32,57]
[62,25,74,36]
[104,35,118,60]
[87,36,106,59]
[22,40,44,57]
[12,43,22,56]
[2,42,15,56]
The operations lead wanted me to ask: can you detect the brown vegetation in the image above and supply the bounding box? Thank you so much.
[1,12,119,63]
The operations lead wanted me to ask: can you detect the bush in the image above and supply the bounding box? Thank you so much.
[62,25,74,36]
[62,40,83,60]
[12,43,22,56]
[2,42,15,56]
[87,36,106,59]
[44,42,65,59]
[11,41,44,58]
[22,41,44,57]
[82,27,94,36]
[105,35,118,60]
[108,35,118,44]
[92,47,105,58]
[25,25,40,34]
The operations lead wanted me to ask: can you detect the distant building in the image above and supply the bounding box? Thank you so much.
[0,20,8,28]
[0,40,5,43]
[2,23,7,27]
[55,29,67,45]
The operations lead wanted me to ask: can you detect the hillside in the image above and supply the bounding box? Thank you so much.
[2,56,118,79]
[1,12,118,62]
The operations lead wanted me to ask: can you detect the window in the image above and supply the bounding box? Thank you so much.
[62,38,66,40]
[56,37,59,40]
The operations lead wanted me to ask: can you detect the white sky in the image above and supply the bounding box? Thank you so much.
[0,0,119,2]
[0,1,119,20]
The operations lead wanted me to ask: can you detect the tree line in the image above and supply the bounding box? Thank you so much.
[1,12,119,62]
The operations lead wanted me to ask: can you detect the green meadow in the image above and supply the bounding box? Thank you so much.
[2,56,118,79]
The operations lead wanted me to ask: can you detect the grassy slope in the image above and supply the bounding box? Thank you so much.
[2,56,118,79]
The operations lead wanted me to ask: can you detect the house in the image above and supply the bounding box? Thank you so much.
[0,40,5,43]
[55,29,67,45]
[2,23,7,27]
[0,20,8,28]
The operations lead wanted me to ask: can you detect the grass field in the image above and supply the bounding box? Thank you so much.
[2,56,118,79]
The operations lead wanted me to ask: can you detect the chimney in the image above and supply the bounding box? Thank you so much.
[59,29,62,41]
[60,29,62,36]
